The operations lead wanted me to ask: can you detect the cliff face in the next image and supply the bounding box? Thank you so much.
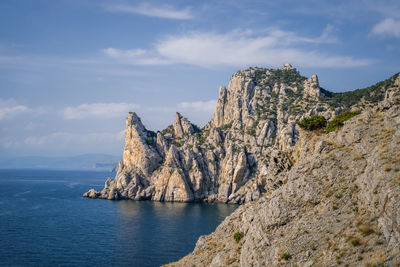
[167,93,400,266]
[84,65,400,204]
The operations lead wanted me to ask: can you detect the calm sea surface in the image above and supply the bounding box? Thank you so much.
[0,169,237,266]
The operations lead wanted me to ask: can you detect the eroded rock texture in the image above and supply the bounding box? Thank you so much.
[166,93,400,267]
[84,65,400,205]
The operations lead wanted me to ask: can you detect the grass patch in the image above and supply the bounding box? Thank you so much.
[325,110,361,133]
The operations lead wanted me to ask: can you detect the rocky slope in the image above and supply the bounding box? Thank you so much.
[84,64,400,204]
[166,91,400,266]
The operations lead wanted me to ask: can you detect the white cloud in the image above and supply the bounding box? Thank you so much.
[103,48,170,65]
[63,102,140,120]
[0,98,30,120]
[104,3,193,20]
[103,28,371,68]
[24,122,44,131]
[24,131,124,146]
[372,18,400,38]
[144,100,217,128]
[178,100,217,113]
[288,0,400,21]
[177,100,217,127]
[103,48,146,58]
[316,24,339,43]
[0,136,17,148]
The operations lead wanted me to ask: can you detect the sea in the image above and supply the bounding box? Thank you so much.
[0,169,238,266]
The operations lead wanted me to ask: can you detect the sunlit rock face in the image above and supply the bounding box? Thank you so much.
[84,65,400,204]
[167,89,400,267]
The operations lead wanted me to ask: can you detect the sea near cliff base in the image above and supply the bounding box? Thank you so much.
[0,169,237,266]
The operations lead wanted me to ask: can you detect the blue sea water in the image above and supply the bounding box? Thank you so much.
[0,169,237,266]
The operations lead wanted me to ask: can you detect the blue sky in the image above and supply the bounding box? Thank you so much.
[0,0,399,158]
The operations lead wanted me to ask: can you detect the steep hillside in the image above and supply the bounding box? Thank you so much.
[166,93,400,266]
[84,64,400,204]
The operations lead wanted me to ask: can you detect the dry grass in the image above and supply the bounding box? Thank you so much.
[364,250,387,267]
[207,240,218,249]
[354,154,364,160]
[350,237,361,246]
[306,165,313,175]
[382,127,394,138]
[358,224,375,236]
[224,255,237,265]
[384,166,392,172]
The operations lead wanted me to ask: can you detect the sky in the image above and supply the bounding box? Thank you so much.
[0,0,399,158]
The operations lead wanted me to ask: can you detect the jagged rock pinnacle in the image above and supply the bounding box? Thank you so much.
[303,74,321,98]
[281,63,294,70]
[173,112,194,138]
[84,67,400,206]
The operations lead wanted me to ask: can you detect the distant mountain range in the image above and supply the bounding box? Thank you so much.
[0,154,120,171]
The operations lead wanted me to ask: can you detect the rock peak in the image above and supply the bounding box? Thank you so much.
[395,73,400,86]
[174,112,182,121]
[174,112,194,138]
[303,74,321,98]
[311,74,318,83]
[281,63,294,70]
[126,112,145,132]
[122,112,162,177]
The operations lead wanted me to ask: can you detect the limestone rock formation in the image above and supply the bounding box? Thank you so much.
[167,94,400,266]
[84,65,400,204]
[303,74,322,98]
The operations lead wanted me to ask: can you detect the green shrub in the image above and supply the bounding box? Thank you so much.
[325,110,361,133]
[220,122,233,131]
[297,115,327,131]
[146,137,154,145]
[233,231,243,243]
[160,125,174,135]
[246,127,256,136]
[282,252,291,260]
[351,238,361,246]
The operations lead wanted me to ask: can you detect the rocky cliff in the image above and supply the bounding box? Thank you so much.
[166,88,400,266]
[84,64,400,204]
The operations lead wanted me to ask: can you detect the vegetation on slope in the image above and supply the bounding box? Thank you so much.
[297,115,327,131]
[325,110,361,133]
[253,67,307,89]
[321,73,399,108]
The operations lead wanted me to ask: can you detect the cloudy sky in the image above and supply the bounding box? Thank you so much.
[0,0,399,158]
